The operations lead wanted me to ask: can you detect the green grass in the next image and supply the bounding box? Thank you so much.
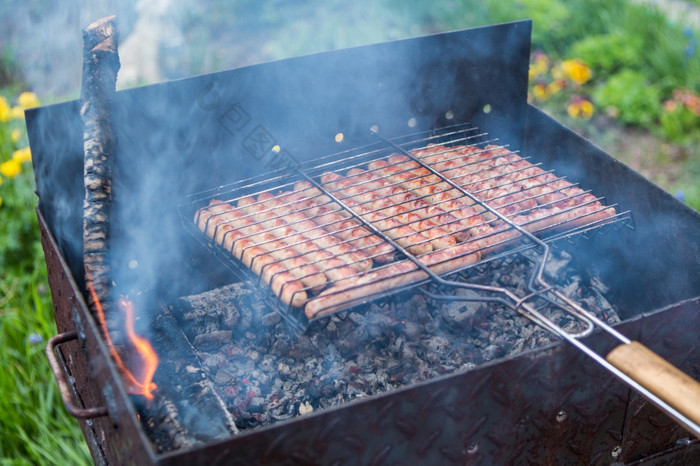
[0,266,91,466]
[0,94,91,465]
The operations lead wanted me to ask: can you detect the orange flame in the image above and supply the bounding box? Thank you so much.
[88,283,158,401]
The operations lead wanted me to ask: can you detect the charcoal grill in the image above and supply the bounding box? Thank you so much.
[27,20,700,464]
[185,124,630,317]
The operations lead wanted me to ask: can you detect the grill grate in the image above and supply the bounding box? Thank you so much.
[181,123,632,326]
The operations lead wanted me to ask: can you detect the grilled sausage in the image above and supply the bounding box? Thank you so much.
[413,145,616,235]
[195,203,308,307]
[286,182,396,263]
[305,242,481,318]
[367,157,491,241]
[205,200,327,293]
[236,195,363,283]
[253,192,374,272]
[344,167,457,251]
[321,171,434,256]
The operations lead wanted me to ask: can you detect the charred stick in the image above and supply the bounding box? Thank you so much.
[137,309,240,451]
[81,15,120,323]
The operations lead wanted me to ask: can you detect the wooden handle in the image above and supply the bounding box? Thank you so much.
[606,341,700,432]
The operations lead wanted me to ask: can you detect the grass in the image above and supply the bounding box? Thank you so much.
[0,93,91,465]
[0,266,91,466]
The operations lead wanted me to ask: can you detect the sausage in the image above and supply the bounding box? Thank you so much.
[413,145,616,236]
[424,151,539,214]
[305,241,481,319]
[195,203,307,307]
[321,171,434,256]
[367,157,489,241]
[205,201,327,293]
[253,192,374,272]
[280,182,395,263]
[344,167,457,251]
[236,195,363,283]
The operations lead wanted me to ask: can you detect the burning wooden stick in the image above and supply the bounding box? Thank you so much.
[81,16,120,320]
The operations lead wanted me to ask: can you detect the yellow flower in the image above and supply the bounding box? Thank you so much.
[561,59,592,85]
[0,96,11,122]
[535,53,549,72]
[529,52,550,81]
[12,147,32,164]
[11,106,25,119]
[18,91,40,109]
[567,97,594,120]
[0,159,22,178]
[532,83,549,101]
[547,79,565,95]
[11,128,22,143]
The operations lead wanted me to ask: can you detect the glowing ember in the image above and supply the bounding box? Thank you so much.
[88,283,159,400]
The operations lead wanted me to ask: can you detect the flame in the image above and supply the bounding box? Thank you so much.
[88,283,158,401]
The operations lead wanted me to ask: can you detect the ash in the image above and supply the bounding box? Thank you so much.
[176,249,620,432]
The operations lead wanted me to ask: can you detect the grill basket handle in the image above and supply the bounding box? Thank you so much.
[606,341,700,437]
[45,331,109,419]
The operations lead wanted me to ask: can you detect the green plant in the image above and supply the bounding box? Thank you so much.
[569,32,644,79]
[593,69,662,127]
[487,0,573,54]
[0,91,91,465]
[660,105,700,144]
[620,8,700,93]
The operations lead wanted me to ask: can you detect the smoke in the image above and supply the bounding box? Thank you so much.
[20,0,469,326]
[21,1,573,444]
[3,0,480,99]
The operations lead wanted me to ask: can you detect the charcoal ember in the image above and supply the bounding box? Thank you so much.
[172,248,622,436]
[426,335,450,353]
[235,307,254,335]
[214,366,236,386]
[398,320,422,339]
[277,362,291,377]
[286,338,316,359]
[400,342,418,360]
[196,351,227,370]
[482,344,501,362]
[561,317,583,334]
[348,312,366,326]
[507,337,526,356]
[261,310,281,327]
[441,305,476,329]
[560,275,583,298]
[544,250,573,282]
[193,330,233,351]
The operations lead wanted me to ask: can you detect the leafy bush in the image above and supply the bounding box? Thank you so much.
[569,32,643,79]
[487,0,572,54]
[592,70,662,127]
[660,105,700,144]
